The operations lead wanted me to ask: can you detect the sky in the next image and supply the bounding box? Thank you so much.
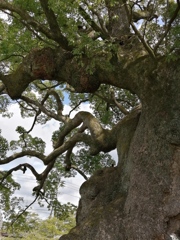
[0,99,118,219]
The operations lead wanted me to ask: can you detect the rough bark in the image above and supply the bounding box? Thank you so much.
[59,59,180,240]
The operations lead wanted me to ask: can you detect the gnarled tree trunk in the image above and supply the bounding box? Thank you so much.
[0,1,179,239]
[60,60,180,240]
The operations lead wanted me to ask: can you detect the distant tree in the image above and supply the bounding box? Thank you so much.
[3,214,75,240]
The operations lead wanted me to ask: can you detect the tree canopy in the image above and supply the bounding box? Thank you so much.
[0,0,180,239]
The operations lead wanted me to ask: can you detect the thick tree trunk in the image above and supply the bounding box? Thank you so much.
[60,61,180,240]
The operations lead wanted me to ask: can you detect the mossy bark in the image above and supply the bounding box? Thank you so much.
[60,60,180,240]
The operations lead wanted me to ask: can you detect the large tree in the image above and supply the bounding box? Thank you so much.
[0,0,180,239]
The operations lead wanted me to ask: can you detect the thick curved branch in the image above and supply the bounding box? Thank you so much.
[54,111,104,148]
[0,150,46,164]
[0,163,41,185]
[64,147,73,170]
[0,47,74,99]
[53,111,116,158]
[0,45,143,100]
[46,132,91,164]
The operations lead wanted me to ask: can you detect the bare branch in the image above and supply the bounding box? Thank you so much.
[19,89,65,134]
[71,165,88,180]
[26,109,41,134]
[68,99,89,117]
[94,91,130,115]
[121,0,156,60]
[11,195,39,227]
[89,7,109,36]
[0,163,40,183]
[0,150,46,164]
[9,160,56,226]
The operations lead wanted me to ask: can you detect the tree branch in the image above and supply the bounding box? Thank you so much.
[39,0,71,50]
[78,5,109,40]
[21,94,66,122]
[68,99,89,117]
[53,111,115,157]
[11,195,39,227]
[154,1,180,53]
[110,89,129,115]
[71,165,88,180]
[10,159,56,226]
[130,23,156,60]
[0,163,41,183]
[0,150,46,164]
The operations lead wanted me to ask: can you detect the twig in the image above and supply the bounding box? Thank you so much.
[122,0,156,60]
[130,22,156,60]
[78,5,109,39]
[68,99,89,117]
[71,165,88,180]
[11,195,39,226]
